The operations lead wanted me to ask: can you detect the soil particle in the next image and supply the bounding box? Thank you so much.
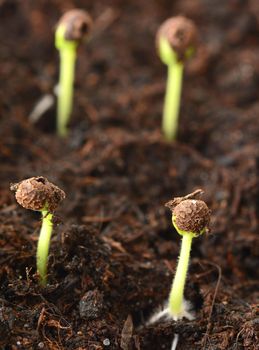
[0,306,14,344]
[79,289,104,320]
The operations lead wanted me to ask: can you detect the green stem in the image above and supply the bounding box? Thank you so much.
[57,47,77,137]
[37,211,53,286]
[169,233,193,318]
[162,61,183,141]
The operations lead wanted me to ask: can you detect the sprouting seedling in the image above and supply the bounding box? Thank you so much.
[10,177,65,286]
[156,16,197,141]
[55,9,92,137]
[164,189,210,321]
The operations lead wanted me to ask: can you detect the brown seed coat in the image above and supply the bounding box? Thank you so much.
[57,9,92,42]
[11,176,65,212]
[172,199,210,235]
[156,16,198,61]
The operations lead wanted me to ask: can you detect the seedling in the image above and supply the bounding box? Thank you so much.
[156,16,197,141]
[165,189,210,320]
[148,190,210,326]
[55,9,92,137]
[11,177,65,286]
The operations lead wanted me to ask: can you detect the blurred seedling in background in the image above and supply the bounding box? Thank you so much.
[11,177,65,286]
[55,9,92,137]
[148,189,210,325]
[156,16,197,141]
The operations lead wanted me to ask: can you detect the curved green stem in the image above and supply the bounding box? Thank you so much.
[37,211,53,286]
[162,61,183,141]
[57,47,77,137]
[169,233,193,318]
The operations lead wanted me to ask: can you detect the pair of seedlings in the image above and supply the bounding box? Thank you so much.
[11,178,210,322]
[55,10,196,141]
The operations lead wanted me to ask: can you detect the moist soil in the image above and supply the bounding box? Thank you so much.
[0,0,259,349]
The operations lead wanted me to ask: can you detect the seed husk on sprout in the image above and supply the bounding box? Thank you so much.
[11,176,65,286]
[165,189,210,320]
[55,9,92,137]
[148,189,210,325]
[156,16,197,141]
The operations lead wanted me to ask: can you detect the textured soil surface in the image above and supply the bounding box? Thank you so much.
[0,0,259,349]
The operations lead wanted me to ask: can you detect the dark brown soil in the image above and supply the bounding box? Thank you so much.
[0,0,258,349]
